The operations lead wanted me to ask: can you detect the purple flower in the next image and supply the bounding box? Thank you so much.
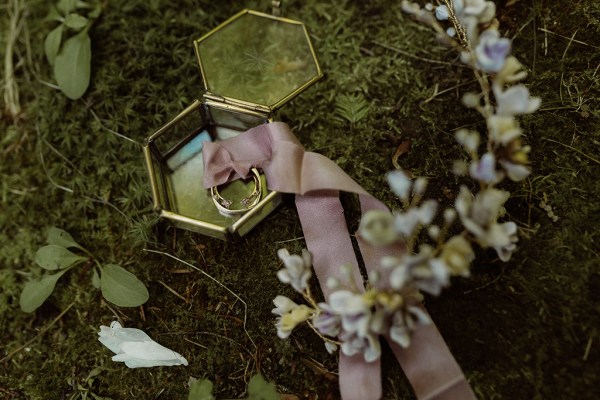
[475,29,511,73]
[312,303,342,337]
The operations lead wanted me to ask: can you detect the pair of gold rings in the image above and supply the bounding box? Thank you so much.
[210,168,262,215]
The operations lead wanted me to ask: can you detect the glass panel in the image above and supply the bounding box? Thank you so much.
[197,12,319,108]
[208,106,267,131]
[162,128,270,227]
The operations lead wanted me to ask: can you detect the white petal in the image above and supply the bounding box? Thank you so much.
[98,323,187,368]
[387,170,412,201]
[272,295,298,315]
[325,341,338,354]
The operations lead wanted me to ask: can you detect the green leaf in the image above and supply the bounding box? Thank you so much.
[47,227,84,250]
[88,3,102,19]
[188,378,215,400]
[334,93,371,125]
[45,5,63,22]
[45,25,64,66]
[247,374,278,400]
[100,264,149,307]
[54,30,91,100]
[57,0,77,15]
[19,270,69,312]
[91,268,100,289]
[35,245,87,270]
[64,13,88,30]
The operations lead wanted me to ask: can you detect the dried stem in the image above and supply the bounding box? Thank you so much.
[3,0,25,120]
[443,0,468,47]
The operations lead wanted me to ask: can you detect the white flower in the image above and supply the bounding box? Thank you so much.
[469,152,503,184]
[456,186,508,232]
[435,5,449,20]
[389,306,430,348]
[329,290,371,337]
[389,245,449,295]
[496,56,528,86]
[499,159,531,181]
[455,129,480,153]
[454,0,487,17]
[443,208,457,225]
[387,170,412,201]
[454,0,495,22]
[492,221,518,261]
[487,115,522,146]
[324,341,338,354]
[358,210,398,246]
[486,116,531,181]
[452,0,496,39]
[455,186,519,261]
[98,322,188,368]
[440,235,474,276]
[413,177,428,196]
[462,92,480,108]
[494,85,541,116]
[276,248,312,292]
[272,295,299,316]
[475,29,511,73]
[312,302,342,337]
[340,331,381,362]
[275,305,313,339]
[394,199,438,237]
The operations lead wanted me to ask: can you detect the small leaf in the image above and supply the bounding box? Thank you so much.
[54,30,91,100]
[45,25,63,66]
[334,93,371,125]
[64,13,88,30]
[57,0,77,15]
[100,264,149,307]
[247,374,278,400]
[188,378,215,400]
[35,245,87,270]
[45,5,63,22]
[20,270,69,312]
[91,268,100,288]
[47,226,84,250]
[88,3,102,19]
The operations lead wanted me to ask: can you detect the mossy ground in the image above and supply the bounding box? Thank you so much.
[1,0,599,399]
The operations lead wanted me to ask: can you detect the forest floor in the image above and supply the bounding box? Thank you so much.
[1,0,599,399]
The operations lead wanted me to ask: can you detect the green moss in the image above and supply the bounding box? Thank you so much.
[1,0,599,399]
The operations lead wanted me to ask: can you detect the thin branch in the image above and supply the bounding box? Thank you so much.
[143,248,257,349]
[542,137,600,165]
[1,301,76,363]
[89,109,141,146]
[538,28,600,50]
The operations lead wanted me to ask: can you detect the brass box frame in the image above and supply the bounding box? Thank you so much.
[143,9,323,241]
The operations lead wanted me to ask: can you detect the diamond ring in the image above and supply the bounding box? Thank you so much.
[210,168,262,215]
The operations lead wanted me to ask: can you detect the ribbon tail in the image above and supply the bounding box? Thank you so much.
[340,353,382,400]
[296,193,382,400]
[387,315,477,400]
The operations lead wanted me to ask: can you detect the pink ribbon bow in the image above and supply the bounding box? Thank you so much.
[203,122,476,400]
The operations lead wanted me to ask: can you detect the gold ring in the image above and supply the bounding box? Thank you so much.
[210,168,262,215]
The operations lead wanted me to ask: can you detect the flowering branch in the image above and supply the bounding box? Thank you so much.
[272,0,539,362]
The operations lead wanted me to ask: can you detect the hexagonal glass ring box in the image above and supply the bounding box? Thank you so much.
[143,9,323,241]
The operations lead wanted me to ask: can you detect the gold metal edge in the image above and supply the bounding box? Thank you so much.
[193,9,250,93]
[160,210,228,234]
[147,100,203,142]
[193,9,322,112]
[203,97,271,118]
[143,144,162,211]
[229,190,281,232]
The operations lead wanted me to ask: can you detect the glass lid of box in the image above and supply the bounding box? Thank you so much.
[194,10,322,111]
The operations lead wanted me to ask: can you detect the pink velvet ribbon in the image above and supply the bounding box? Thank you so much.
[202,122,476,400]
